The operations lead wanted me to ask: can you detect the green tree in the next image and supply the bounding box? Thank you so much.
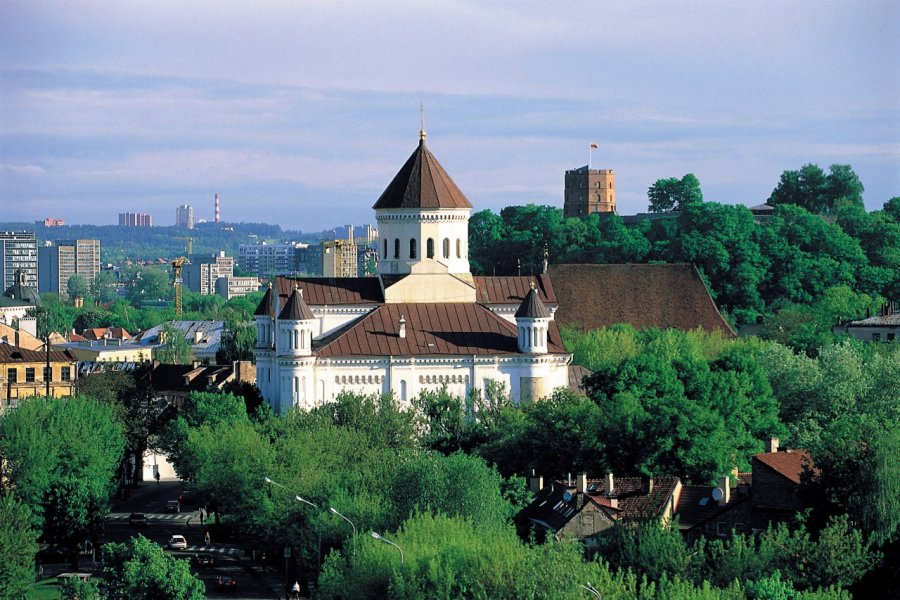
[648,173,703,212]
[90,269,120,304]
[122,265,172,306]
[66,273,89,301]
[100,535,205,600]
[0,494,39,599]
[156,322,191,364]
[467,209,506,275]
[768,163,864,215]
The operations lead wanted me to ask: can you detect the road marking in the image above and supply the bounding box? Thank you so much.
[108,512,194,522]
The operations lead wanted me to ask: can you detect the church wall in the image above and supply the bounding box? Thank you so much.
[376,209,470,275]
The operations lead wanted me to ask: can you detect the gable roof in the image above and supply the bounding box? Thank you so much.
[315,302,567,358]
[549,263,734,335]
[753,450,815,485]
[372,139,473,210]
[474,274,557,305]
[0,344,76,364]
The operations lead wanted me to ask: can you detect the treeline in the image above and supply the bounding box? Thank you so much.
[470,164,898,342]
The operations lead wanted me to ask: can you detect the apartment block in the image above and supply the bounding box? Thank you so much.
[118,212,153,227]
[183,252,234,295]
[0,231,38,292]
[38,239,101,300]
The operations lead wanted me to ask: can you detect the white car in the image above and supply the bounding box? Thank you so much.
[168,535,188,550]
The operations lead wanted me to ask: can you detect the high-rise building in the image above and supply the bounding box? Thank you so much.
[118,212,153,227]
[38,239,101,300]
[563,166,616,218]
[175,205,194,229]
[183,252,235,295]
[0,231,38,292]
[238,242,314,277]
[35,218,65,227]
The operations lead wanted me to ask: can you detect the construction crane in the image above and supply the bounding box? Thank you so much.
[176,236,194,256]
[172,257,186,316]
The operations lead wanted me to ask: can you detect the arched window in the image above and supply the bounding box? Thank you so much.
[426,238,434,259]
[456,239,461,258]
[394,239,400,259]
[442,238,450,259]
[409,238,417,259]
[383,239,388,259]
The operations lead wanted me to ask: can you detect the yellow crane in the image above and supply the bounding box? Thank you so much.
[172,257,186,316]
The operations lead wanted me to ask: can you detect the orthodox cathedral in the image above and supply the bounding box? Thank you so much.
[253,130,576,414]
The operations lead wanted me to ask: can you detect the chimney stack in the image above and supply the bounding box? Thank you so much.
[528,469,544,495]
[606,472,615,495]
[718,475,730,506]
[765,437,780,453]
[577,472,588,494]
[398,315,406,339]
[215,193,220,224]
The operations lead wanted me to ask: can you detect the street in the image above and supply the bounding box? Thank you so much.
[38,480,285,599]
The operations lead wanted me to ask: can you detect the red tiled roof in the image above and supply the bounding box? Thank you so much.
[474,274,557,305]
[753,451,815,485]
[276,277,383,306]
[549,264,734,335]
[372,139,472,210]
[315,302,567,358]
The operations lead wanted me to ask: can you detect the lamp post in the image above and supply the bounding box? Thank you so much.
[329,507,357,556]
[579,583,602,599]
[370,531,403,564]
[264,477,323,585]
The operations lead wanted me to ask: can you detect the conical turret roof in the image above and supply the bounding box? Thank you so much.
[254,285,273,317]
[278,287,315,321]
[373,138,473,210]
[515,284,550,319]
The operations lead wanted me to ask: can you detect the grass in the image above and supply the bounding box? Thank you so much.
[26,578,60,600]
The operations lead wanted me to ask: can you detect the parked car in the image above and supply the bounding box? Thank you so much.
[129,513,148,527]
[178,490,198,506]
[215,575,238,591]
[165,499,181,513]
[168,535,188,550]
[191,552,214,567]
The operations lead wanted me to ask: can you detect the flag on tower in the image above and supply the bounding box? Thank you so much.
[590,143,598,149]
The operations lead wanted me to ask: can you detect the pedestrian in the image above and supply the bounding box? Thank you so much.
[199,507,205,524]
[204,530,211,547]
[291,580,301,599]
[154,471,160,485]
[36,560,43,581]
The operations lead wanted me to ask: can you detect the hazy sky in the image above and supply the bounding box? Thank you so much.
[2,1,898,231]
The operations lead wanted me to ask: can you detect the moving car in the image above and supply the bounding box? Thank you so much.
[129,513,148,527]
[215,575,238,591]
[165,499,181,513]
[168,535,188,549]
[191,552,214,567]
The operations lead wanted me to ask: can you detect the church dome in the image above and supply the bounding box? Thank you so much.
[2,269,40,306]
[372,137,473,210]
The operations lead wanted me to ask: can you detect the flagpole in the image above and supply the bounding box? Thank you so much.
[588,143,592,170]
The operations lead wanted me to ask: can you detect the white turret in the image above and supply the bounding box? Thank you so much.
[515,283,550,354]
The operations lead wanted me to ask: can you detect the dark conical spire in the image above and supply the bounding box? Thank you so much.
[278,286,315,321]
[515,283,550,319]
[372,136,473,210]
[254,283,273,317]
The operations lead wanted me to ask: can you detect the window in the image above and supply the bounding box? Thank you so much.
[43,366,51,381]
[61,367,71,382]
[409,238,417,259]
[26,367,35,383]
[6,368,16,384]
[383,239,388,259]
[394,239,400,259]
[716,522,730,537]
[456,239,461,258]
[888,333,896,341]
[426,238,434,259]
[443,238,450,259]
[872,333,881,341]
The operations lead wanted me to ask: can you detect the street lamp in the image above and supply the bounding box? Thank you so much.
[329,507,357,556]
[370,531,403,564]
[265,477,323,579]
[579,583,602,599]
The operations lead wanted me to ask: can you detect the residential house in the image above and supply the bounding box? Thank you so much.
[0,344,78,411]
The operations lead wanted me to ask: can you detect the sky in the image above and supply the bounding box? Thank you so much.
[1,1,898,232]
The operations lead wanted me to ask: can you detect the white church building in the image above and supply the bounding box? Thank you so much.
[254,131,574,414]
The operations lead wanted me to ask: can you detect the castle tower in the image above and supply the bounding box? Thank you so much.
[564,166,616,218]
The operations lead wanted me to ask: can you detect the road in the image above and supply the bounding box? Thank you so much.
[43,480,284,599]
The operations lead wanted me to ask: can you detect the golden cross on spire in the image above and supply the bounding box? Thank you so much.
[419,102,427,143]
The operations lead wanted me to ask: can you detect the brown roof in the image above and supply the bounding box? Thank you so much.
[315,302,567,358]
[276,277,383,306]
[675,485,748,530]
[474,274,557,305]
[515,286,551,319]
[278,288,315,321]
[81,327,131,340]
[372,139,473,210]
[0,344,76,364]
[753,450,815,485]
[549,263,734,335]
[0,323,43,350]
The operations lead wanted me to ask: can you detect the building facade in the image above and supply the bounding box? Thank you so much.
[118,212,153,227]
[176,204,194,229]
[254,133,573,414]
[0,345,78,412]
[0,231,38,292]
[183,252,235,295]
[239,242,310,277]
[38,239,101,300]
[563,166,616,218]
